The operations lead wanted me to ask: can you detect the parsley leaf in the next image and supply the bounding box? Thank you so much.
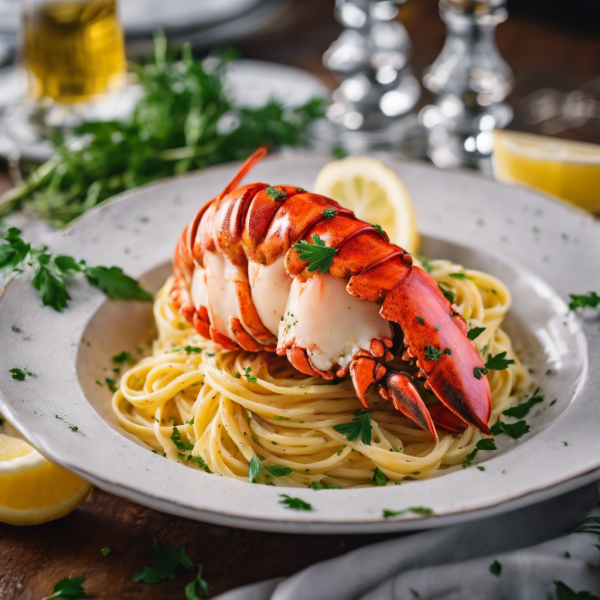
[112,351,134,364]
[308,481,341,490]
[187,455,211,473]
[425,345,442,360]
[416,316,424,325]
[568,292,600,311]
[382,507,434,518]
[449,273,472,279]
[264,464,293,477]
[184,346,202,354]
[83,265,153,302]
[9,368,32,381]
[132,539,195,584]
[0,228,30,283]
[279,494,312,511]
[485,351,515,371]
[462,438,497,468]
[266,186,286,200]
[42,576,86,600]
[293,234,337,274]
[248,455,261,482]
[171,426,194,451]
[489,560,502,576]
[473,366,488,380]
[101,547,111,557]
[372,224,387,238]
[332,409,371,445]
[490,419,530,439]
[467,327,485,341]
[502,388,543,418]
[185,565,210,600]
[243,366,257,383]
[553,581,599,600]
[30,251,71,311]
[372,467,387,486]
[438,284,456,303]
[105,377,117,392]
[322,208,336,219]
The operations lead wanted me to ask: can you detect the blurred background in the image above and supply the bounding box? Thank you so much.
[0,0,599,222]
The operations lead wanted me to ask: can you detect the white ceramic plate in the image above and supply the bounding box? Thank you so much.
[1,153,599,534]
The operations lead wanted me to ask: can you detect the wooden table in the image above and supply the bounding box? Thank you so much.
[1,1,599,598]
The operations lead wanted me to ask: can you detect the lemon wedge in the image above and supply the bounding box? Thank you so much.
[0,433,92,525]
[313,156,420,254]
[493,130,600,213]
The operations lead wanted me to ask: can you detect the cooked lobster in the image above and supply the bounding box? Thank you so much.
[170,148,491,439]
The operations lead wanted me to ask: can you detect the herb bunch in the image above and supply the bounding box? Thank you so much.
[0,35,326,227]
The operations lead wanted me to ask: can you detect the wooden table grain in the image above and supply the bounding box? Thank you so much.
[1,1,599,598]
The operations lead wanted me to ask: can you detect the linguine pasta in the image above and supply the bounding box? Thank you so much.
[112,259,530,488]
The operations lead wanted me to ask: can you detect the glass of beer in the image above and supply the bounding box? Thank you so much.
[21,0,126,104]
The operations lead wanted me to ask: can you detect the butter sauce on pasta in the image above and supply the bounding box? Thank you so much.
[112,259,529,488]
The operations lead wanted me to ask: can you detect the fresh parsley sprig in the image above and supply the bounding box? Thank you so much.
[467,326,485,341]
[502,388,543,419]
[462,438,496,468]
[490,419,530,439]
[293,234,337,274]
[485,351,515,371]
[0,35,325,227]
[279,494,312,511]
[332,409,372,445]
[0,228,152,311]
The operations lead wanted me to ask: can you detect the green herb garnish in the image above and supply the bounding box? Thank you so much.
[9,367,32,381]
[132,539,195,584]
[171,426,194,451]
[112,351,134,364]
[187,455,211,474]
[473,366,488,380]
[467,327,485,341]
[382,507,434,518]
[243,366,257,383]
[502,388,543,419]
[293,234,337,274]
[462,438,496,468]
[449,273,472,279]
[438,283,456,304]
[490,419,530,439]
[264,464,293,477]
[279,494,312,511]
[42,576,86,600]
[424,345,442,361]
[332,409,371,445]
[416,316,424,325]
[568,291,600,311]
[372,224,386,238]
[322,208,336,219]
[266,186,286,201]
[308,481,341,490]
[248,455,261,483]
[489,560,502,576]
[372,467,387,486]
[101,547,111,557]
[105,378,117,392]
[185,565,210,599]
[485,351,515,371]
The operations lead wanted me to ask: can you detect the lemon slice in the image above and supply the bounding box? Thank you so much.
[0,433,92,525]
[313,156,420,254]
[493,130,600,213]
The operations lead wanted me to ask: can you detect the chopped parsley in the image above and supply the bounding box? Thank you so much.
[372,467,387,486]
[274,415,289,421]
[279,494,312,511]
[502,388,543,419]
[489,560,502,576]
[473,366,488,380]
[332,409,371,445]
[132,539,195,584]
[187,455,211,474]
[568,291,600,311]
[372,224,387,238]
[449,273,472,279]
[467,327,485,341]
[462,438,497,468]
[11,325,21,332]
[308,481,341,490]
[322,208,336,219]
[9,367,32,381]
[382,507,434,518]
[105,378,117,392]
[184,346,202,354]
[101,547,111,557]
[264,464,293,477]
[443,348,452,355]
[248,455,261,483]
[438,284,456,304]
[416,316,424,325]
[171,426,194,451]
[186,417,195,425]
[265,186,286,201]
[331,145,348,159]
[41,576,86,600]
[490,419,530,439]
[485,351,515,371]
[424,345,442,361]
[243,366,257,383]
[293,234,337,273]
[112,351,134,364]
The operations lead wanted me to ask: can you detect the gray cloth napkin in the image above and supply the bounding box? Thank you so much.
[216,484,600,600]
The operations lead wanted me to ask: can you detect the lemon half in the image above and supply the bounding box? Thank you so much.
[493,130,600,214]
[313,156,420,255]
[0,433,92,525]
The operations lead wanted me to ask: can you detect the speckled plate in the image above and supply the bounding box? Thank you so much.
[0,152,599,534]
